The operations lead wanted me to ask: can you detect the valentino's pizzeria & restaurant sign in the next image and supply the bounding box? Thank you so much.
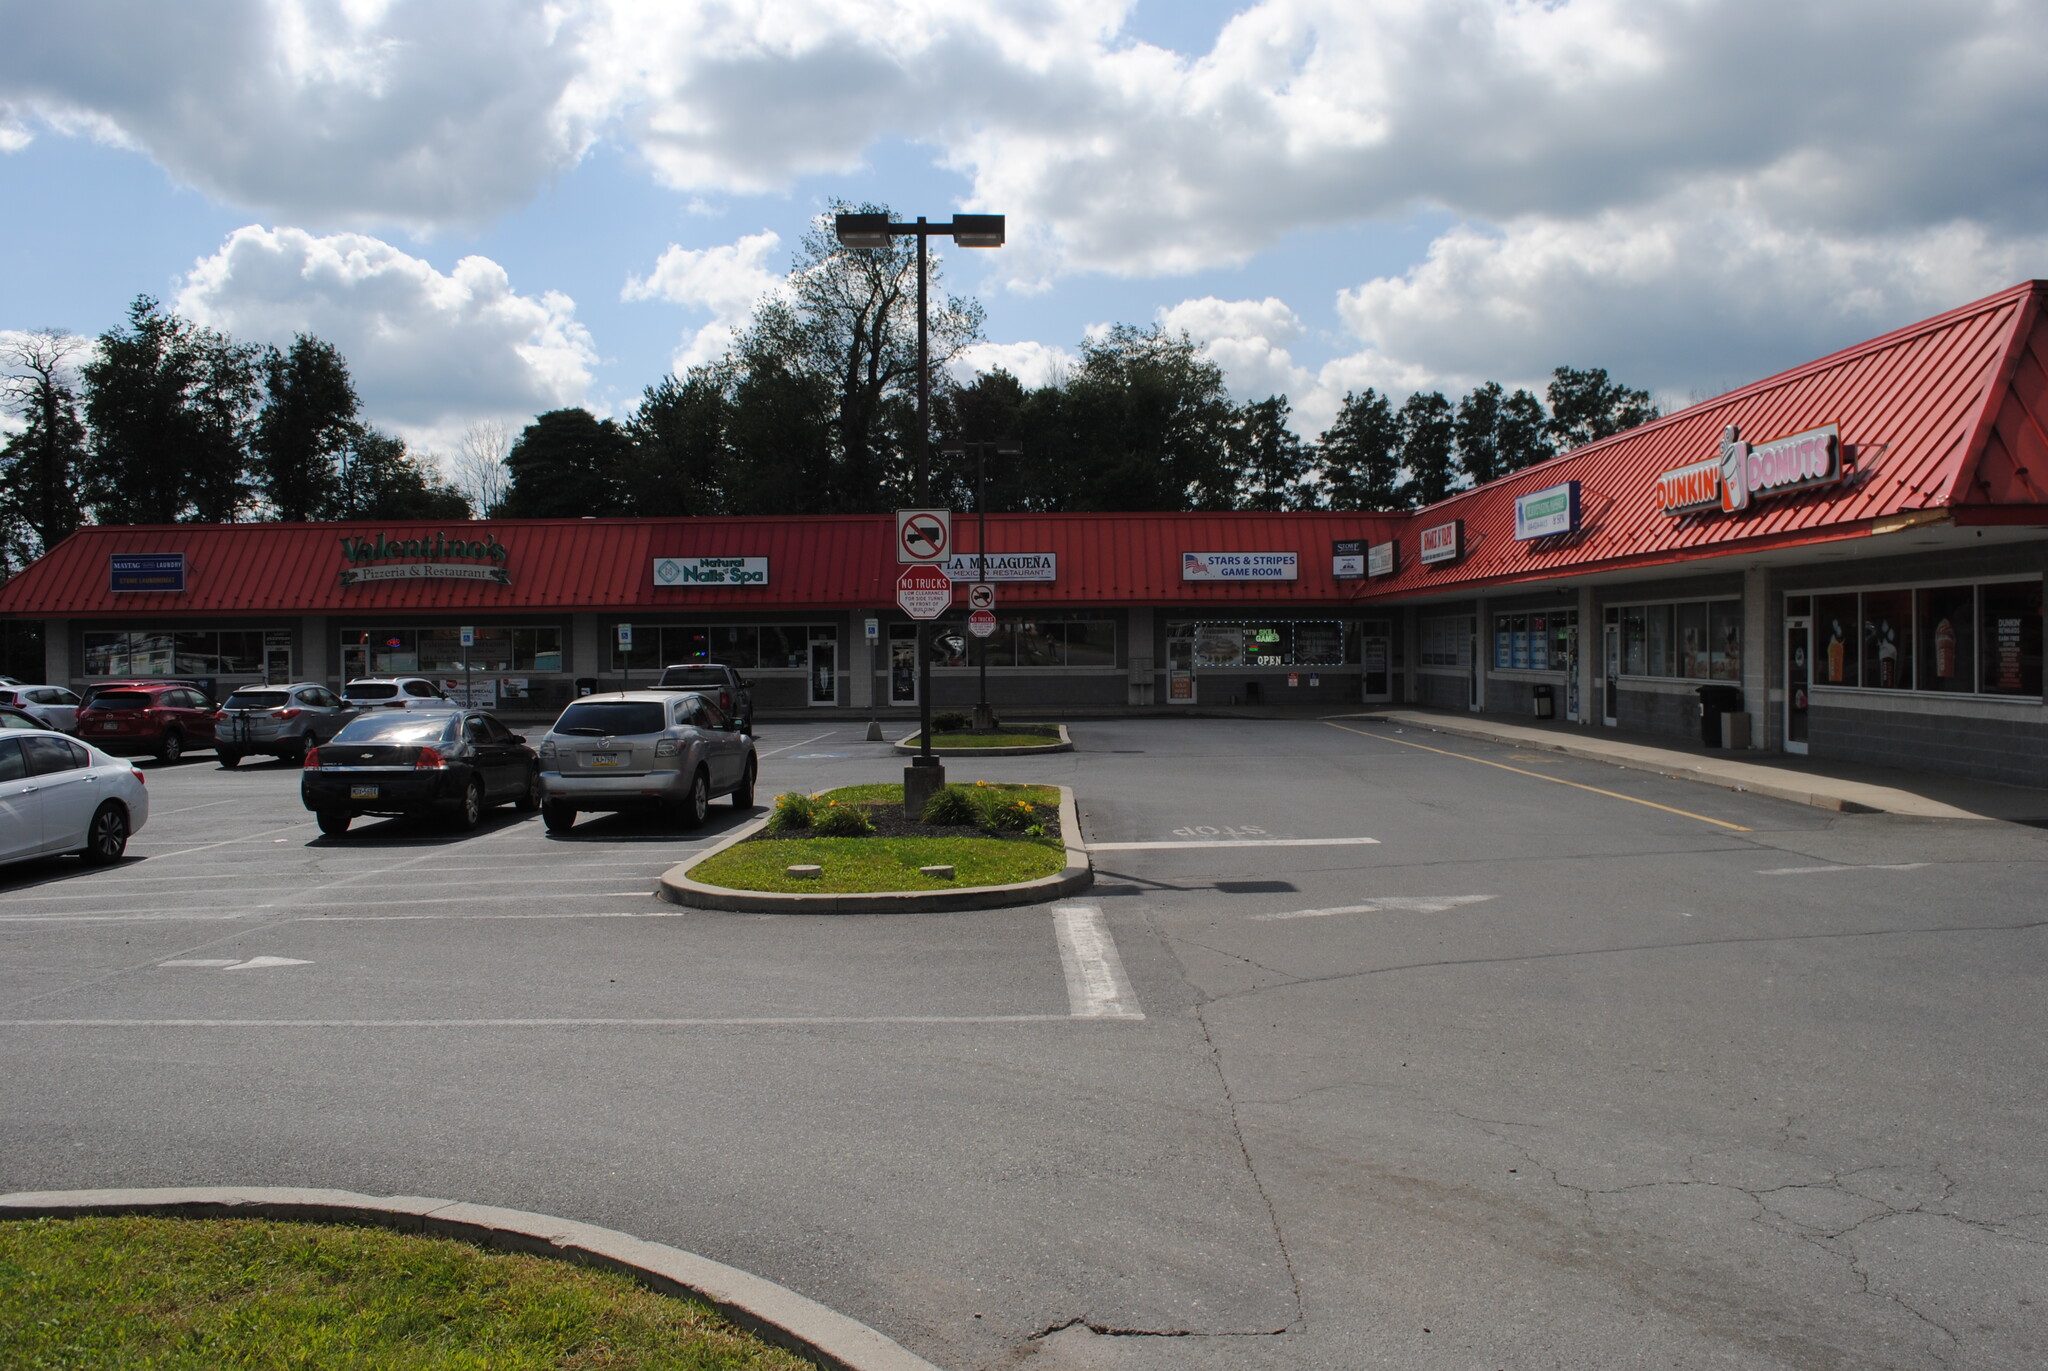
[339,532,511,586]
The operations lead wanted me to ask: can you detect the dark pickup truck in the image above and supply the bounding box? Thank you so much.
[653,664,754,733]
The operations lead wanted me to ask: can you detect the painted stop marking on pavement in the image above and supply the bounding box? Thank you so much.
[897,564,953,619]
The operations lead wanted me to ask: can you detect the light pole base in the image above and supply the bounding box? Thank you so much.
[971,703,996,731]
[866,718,884,742]
[903,757,946,819]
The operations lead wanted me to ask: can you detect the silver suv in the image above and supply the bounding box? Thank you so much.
[538,691,757,833]
[342,677,454,710]
[216,683,358,766]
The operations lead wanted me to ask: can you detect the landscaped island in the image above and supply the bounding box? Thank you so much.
[686,782,1065,894]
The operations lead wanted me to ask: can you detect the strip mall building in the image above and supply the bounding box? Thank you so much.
[5,283,2046,785]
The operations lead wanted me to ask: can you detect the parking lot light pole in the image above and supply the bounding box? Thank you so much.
[944,440,1022,731]
[836,211,1005,811]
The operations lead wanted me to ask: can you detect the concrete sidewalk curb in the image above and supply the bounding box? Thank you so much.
[890,724,1073,756]
[0,1186,943,1371]
[658,786,1091,913]
[1340,711,1987,820]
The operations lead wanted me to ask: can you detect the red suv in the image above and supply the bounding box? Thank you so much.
[74,682,219,763]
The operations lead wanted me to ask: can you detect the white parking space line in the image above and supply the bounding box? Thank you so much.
[1088,837,1380,852]
[1053,903,1143,1020]
[132,823,316,859]
[308,910,691,921]
[153,798,246,816]
[157,959,239,968]
[1251,895,1496,921]
[0,1014,1107,1029]
[756,731,840,758]
[1756,863,1931,876]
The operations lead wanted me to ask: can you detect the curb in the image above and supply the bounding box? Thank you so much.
[1336,712,1981,818]
[658,786,1091,914]
[0,1186,942,1371]
[891,724,1073,757]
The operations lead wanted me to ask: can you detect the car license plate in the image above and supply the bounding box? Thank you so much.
[98,723,120,732]
[588,753,621,768]
[350,784,379,799]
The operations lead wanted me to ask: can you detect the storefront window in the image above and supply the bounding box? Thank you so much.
[1916,586,1975,693]
[84,629,275,677]
[1620,607,1646,675]
[1494,611,1569,671]
[1676,603,1708,679]
[1709,602,1742,682]
[1064,621,1117,666]
[1611,600,1737,680]
[1646,605,1674,677]
[1815,595,1858,686]
[1421,616,1470,668]
[1979,580,2044,697]
[1859,589,1912,691]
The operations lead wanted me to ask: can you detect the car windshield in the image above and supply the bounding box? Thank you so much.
[553,701,667,736]
[344,683,399,700]
[87,691,152,711]
[332,713,456,744]
[223,691,290,710]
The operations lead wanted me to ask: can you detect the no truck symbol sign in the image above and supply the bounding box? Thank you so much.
[897,509,951,563]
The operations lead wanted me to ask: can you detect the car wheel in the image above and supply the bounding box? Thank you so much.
[283,736,309,764]
[216,748,242,768]
[80,802,129,866]
[515,767,543,812]
[316,810,352,837]
[157,730,184,764]
[730,758,756,809]
[451,777,485,831]
[679,768,710,829]
[543,801,576,833]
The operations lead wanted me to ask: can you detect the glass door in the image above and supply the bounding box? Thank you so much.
[1467,618,1481,711]
[1361,635,1391,703]
[1563,618,1581,722]
[889,626,918,705]
[808,639,838,706]
[1785,617,1811,754]
[264,647,292,685]
[1602,622,1620,726]
[1166,631,1196,704]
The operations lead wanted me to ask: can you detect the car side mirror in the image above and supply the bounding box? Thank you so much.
[511,735,527,744]
[740,678,753,688]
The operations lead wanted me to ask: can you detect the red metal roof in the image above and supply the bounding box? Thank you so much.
[5,281,2044,620]
[1364,279,2048,600]
[0,511,1406,618]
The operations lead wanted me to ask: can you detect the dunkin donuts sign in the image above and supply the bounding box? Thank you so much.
[1658,423,1842,516]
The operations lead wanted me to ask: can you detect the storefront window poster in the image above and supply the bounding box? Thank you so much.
[1979,580,2043,696]
[1860,589,1912,690]
[1916,586,1975,693]
[1815,595,1858,686]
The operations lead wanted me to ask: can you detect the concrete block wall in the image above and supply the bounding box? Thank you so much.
[1812,705,2048,786]
[1417,673,1468,710]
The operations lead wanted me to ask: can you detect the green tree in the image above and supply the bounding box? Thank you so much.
[253,334,361,521]
[1456,381,1555,485]
[1545,366,1659,451]
[0,329,89,567]
[338,430,470,520]
[622,371,729,516]
[497,409,633,518]
[1312,389,1403,510]
[1232,395,1309,511]
[1051,325,1237,511]
[1399,390,1457,507]
[80,296,257,524]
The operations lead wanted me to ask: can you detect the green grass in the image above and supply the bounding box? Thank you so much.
[909,730,1062,748]
[0,1215,815,1370]
[689,835,1064,893]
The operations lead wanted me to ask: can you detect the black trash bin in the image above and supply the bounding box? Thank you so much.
[1696,684,1743,746]
[1244,680,1263,706]
[1532,684,1555,719]
[575,676,598,697]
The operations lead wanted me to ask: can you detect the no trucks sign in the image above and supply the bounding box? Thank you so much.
[896,563,953,619]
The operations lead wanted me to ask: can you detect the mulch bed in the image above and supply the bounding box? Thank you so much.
[749,801,1061,844]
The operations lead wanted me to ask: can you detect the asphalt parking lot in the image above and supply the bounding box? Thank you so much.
[5,717,2047,1370]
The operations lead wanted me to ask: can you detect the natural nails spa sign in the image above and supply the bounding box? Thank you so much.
[338,531,512,586]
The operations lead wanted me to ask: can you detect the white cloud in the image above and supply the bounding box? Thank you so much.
[623,231,786,371]
[1156,296,1311,403]
[948,340,1078,391]
[175,225,597,452]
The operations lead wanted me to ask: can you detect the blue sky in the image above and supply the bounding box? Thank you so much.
[4,1,2044,461]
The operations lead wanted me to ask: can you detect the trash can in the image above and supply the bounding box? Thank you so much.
[1244,680,1263,706]
[1721,710,1752,750]
[1696,684,1743,747]
[575,677,598,697]
[1532,684,1555,719]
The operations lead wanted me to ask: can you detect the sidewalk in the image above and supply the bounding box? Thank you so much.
[1345,707,2048,822]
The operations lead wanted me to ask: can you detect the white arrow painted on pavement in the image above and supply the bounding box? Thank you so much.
[221,956,312,971]
[1252,895,1496,922]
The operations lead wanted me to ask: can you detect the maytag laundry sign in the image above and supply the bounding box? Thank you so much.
[940,552,1057,581]
[1181,552,1299,581]
[653,556,769,587]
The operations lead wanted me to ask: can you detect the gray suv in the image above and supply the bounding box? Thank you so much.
[216,683,358,765]
[538,691,757,833]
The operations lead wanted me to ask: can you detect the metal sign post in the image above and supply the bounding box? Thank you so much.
[460,625,475,706]
[616,622,633,691]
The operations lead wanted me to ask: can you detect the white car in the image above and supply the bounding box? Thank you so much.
[0,684,82,733]
[0,732,149,867]
[342,677,456,711]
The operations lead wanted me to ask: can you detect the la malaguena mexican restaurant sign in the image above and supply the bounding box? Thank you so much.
[1658,423,1841,516]
[339,532,512,586]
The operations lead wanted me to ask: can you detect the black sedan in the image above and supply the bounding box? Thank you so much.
[301,708,541,837]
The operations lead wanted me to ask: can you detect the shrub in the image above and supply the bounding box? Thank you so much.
[932,710,972,733]
[1023,823,1047,839]
[970,787,1039,832]
[766,792,814,832]
[812,801,876,837]
[921,786,978,826]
